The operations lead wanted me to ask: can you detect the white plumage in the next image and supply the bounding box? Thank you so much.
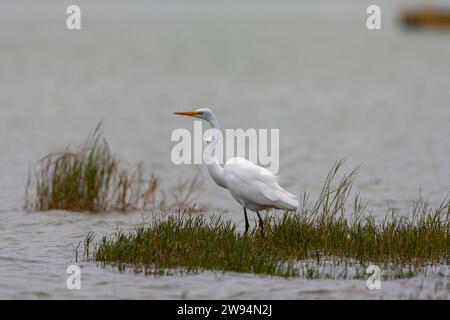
[174,108,299,233]
[223,157,299,212]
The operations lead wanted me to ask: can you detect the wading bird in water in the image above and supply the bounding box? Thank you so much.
[174,108,299,234]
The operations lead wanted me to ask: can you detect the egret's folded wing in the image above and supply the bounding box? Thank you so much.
[224,158,298,210]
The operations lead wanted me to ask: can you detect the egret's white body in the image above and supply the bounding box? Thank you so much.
[174,108,299,232]
[222,157,299,212]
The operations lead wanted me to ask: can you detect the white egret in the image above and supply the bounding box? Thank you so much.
[174,108,299,233]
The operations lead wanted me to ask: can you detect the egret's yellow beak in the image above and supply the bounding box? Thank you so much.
[173,110,203,116]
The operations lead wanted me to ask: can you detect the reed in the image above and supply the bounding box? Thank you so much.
[25,124,202,212]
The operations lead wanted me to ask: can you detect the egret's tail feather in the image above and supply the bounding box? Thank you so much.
[276,191,299,211]
[263,187,299,211]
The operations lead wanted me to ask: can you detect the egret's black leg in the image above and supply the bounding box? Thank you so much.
[256,211,263,230]
[256,211,264,233]
[243,207,249,234]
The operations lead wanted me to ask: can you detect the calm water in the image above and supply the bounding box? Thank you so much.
[0,0,449,299]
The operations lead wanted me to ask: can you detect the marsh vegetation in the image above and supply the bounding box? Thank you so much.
[24,126,450,279]
[83,161,450,279]
[25,124,203,213]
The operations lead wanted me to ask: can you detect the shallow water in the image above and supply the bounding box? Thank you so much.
[0,0,449,299]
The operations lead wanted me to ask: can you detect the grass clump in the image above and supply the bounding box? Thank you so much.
[26,123,154,212]
[85,161,450,278]
[25,124,202,213]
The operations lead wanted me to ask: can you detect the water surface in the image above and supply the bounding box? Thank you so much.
[0,0,449,299]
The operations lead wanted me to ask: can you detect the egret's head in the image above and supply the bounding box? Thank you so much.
[174,108,219,128]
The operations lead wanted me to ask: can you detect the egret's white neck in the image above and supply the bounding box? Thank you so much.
[203,118,227,188]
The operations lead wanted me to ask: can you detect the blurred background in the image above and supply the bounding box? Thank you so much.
[1,0,450,299]
[1,0,449,214]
